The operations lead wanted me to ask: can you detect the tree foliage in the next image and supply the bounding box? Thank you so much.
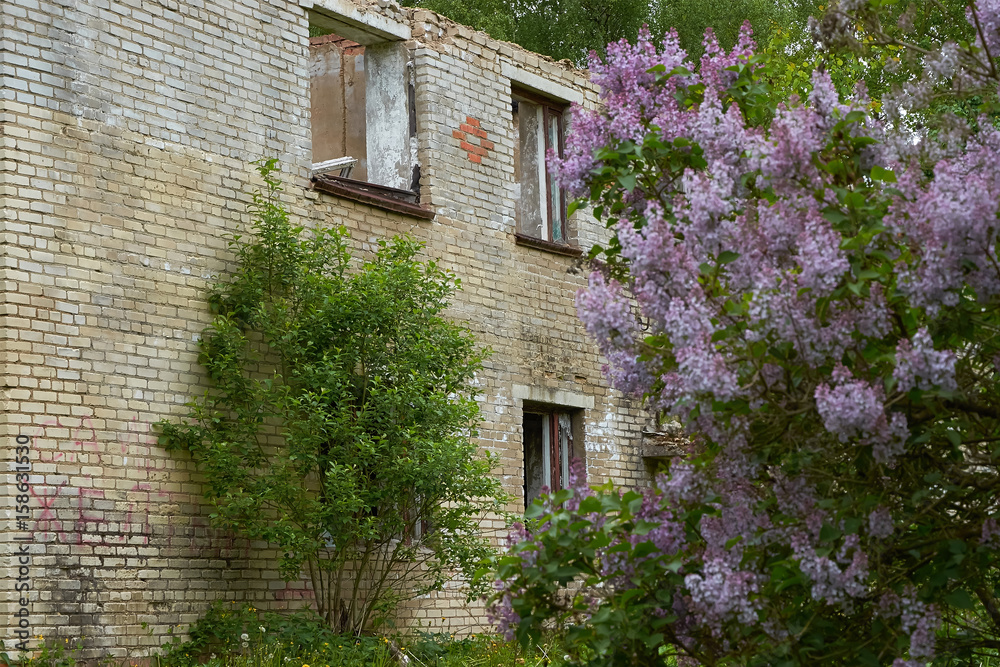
[160,161,506,635]
[809,0,994,126]
[488,5,1000,666]
[401,0,821,65]
[653,0,819,62]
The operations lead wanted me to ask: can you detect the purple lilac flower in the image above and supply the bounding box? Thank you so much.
[815,366,887,442]
[981,517,1000,548]
[564,457,592,511]
[969,0,1000,59]
[791,533,869,606]
[555,105,609,198]
[879,588,940,662]
[887,128,1000,311]
[925,42,961,82]
[900,596,939,661]
[486,588,521,641]
[894,327,958,392]
[868,507,894,540]
[684,557,760,636]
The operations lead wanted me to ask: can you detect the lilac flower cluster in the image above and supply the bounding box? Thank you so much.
[982,517,1000,549]
[576,273,652,397]
[902,598,940,661]
[887,128,1000,312]
[684,558,760,636]
[868,506,894,540]
[495,5,1000,661]
[791,532,869,607]
[970,0,1000,60]
[814,366,885,440]
[881,590,940,663]
[486,586,521,641]
[573,46,897,430]
[814,365,908,462]
[893,328,958,392]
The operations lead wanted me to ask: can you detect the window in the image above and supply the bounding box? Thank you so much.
[308,12,418,194]
[310,35,368,178]
[523,410,576,505]
[513,91,567,244]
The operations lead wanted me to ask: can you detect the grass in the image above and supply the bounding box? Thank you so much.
[4,615,564,667]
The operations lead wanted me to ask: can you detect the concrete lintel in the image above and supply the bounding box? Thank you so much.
[502,62,584,105]
[512,384,595,410]
[303,0,411,45]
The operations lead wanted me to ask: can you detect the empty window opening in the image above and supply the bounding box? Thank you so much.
[309,29,416,192]
[311,35,367,179]
[513,91,567,244]
[523,409,579,505]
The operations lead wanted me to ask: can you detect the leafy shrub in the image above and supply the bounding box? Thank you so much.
[159,160,507,634]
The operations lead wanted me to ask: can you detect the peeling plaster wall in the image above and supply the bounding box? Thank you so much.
[364,42,411,189]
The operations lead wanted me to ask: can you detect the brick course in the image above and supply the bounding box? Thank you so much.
[2,0,652,655]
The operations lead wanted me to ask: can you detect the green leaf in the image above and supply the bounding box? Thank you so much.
[870,165,897,183]
[577,496,603,514]
[820,524,842,542]
[718,250,740,264]
[618,174,637,191]
[944,588,975,609]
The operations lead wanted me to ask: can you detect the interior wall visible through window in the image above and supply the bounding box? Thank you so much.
[310,35,368,179]
[309,27,416,191]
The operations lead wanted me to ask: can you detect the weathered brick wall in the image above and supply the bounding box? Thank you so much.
[2,0,652,655]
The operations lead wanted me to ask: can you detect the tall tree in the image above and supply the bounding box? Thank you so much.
[651,0,819,61]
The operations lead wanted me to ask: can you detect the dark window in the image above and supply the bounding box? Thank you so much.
[523,410,574,505]
[513,92,567,244]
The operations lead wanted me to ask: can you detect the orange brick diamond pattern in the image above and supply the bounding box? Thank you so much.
[453,115,492,164]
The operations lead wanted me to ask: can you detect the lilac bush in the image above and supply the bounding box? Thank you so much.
[489,5,1000,666]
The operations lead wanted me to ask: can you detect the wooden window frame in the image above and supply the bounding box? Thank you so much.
[523,409,574,505]
[542,104,567,244]
[513,88,569,246]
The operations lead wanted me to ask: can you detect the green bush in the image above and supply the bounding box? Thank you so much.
[158,160,508,634]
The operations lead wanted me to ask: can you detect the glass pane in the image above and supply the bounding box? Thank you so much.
[542,416,552,490]
[524,413,545,503]
[516,102,544,239]
[547,113,563,241]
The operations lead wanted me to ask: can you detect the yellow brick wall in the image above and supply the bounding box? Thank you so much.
[1,0,651,655]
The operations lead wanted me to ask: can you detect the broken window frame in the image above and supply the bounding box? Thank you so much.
[310,27,434,220]
[513,88,569,246]
[307,12,424,212]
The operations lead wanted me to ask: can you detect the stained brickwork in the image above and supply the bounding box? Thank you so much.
[2,0,651,655]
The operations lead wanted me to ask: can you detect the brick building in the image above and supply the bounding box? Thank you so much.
[1,0,662,655]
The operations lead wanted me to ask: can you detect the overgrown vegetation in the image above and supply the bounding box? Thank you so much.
[152,603,567,667]
[2,605,567,667]
[491,2,1000,665]
[159,160,507,634]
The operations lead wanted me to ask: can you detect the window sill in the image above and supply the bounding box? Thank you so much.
[312,174,434,220]
[514,233,583,257]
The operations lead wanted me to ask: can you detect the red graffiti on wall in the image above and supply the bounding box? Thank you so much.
[29,479,67,538]
[27,416,175,546]
[24,414,253,559]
